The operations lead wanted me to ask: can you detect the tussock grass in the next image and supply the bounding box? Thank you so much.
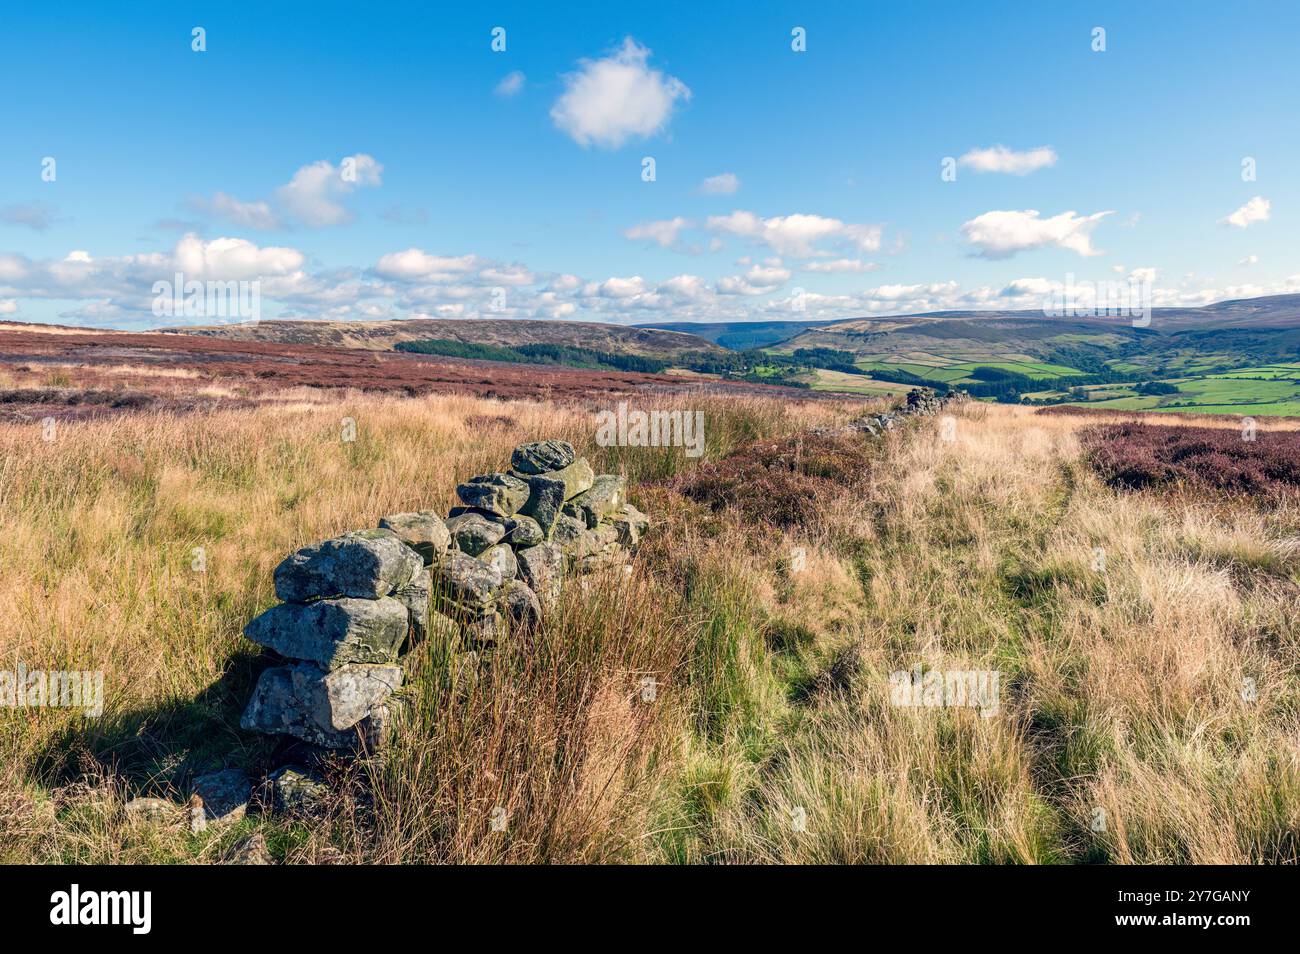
[1,395,1296,863]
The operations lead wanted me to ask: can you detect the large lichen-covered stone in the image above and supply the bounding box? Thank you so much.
[503,514,544,548]
[498,579,541,633]
[607,503,649,547]
[430,550,503,615]
[393,566,430,644]
[516,542,565,604]
[517,474,565,535]
[572,523,621,562]
[564,474,627,528]
[456,473,530,516]
[274,529,422,602]
[534,458,595,501]
[192,769,251,825]
[519,458,595,534]
[377,511,450,563]
[550,513,587,550]
[510,439,576,475]
[266,766,329,818]
[480,543,518,581]
[446,512,507,556]
[240,661,403,749]
[244,596,408,670]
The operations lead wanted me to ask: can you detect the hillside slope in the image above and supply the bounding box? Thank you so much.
[161,318,724,358]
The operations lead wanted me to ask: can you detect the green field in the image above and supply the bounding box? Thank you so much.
[1028,366,1300,416]
[854,354,1082,385]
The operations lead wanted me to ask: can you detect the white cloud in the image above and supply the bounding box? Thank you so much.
[374,249,482,281]
[623,216,693,249]
[478,264,536,286]
[799,258,879,273]
[0,299,17,315]
[716,263,791,296]
[174,234,303,280]
[706,210,882,257]
[958,145,1058,175]
[204,192,281,230]
[275,154,383,227]
[588,275,648,298]
[1239,254,1259,266]
[550,38,691,148]
[699,172,741,195]
[197,155,383,230]
[658,274,708,299]
[495,71,526,97]
[961,209,1112,259]
[1220,196,1270,229]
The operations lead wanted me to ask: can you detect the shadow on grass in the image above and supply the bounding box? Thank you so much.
[31,647,283,799]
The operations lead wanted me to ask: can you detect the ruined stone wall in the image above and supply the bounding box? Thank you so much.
[237,440,648,753]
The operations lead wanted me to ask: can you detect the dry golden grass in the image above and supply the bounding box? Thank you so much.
[1,392,1296,864]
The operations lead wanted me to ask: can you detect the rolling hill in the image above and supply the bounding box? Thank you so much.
[161,318,725,359]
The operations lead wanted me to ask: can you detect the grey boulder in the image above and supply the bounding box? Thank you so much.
[607,503,649,547]
[516,542,565,604]
[274,529,422,602]
[244,596,408,670]
[446,512,507,556]
[456,473,530,516]
[430,550,503,615]
[393,566,431,644]
[503,514,544,548]
[377,511,450,563]
[565,474,627,528]
[499,579,542,633]
[480,543,518,581]
[192,769,252,825]
[241,661,403,749]
[266,765,330,817]
[510,439,576,475]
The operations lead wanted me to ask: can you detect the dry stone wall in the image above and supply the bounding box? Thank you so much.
[239,440,648,753]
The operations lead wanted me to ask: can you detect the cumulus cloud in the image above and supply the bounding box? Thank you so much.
[1239,254,1259,266]
[699,172,740,195]
[0,234,320,325]
[201,192,281,230]
[623,216,693,249]
[197,154,383,230]
[958,145,1058,175]
[550,38,691,148]
[960,209,1112,259]
[706,210,882,258]
[1220,196,1270,228]
[717,263,791,296]
[275,154,383,227]
[0,299,18,315]
[373,250,482,281]
[495,71,526,97]
[173,234,303,280]
[800,258,879,273]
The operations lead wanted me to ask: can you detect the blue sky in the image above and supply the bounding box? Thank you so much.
[0,0,1295,328]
